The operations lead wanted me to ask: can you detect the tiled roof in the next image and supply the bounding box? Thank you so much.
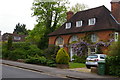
[48,6,120,36]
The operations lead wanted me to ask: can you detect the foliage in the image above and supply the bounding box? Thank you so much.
[108,41,120,56]
[7,35,13,50]
[72,55,87,63]
[2,42,43,60]
[106,56,120,77]
[27,0,68,49]
[56,48,70,64]
[43,45,60,60]
[105,41,120,76]
[69,62,85,68]
[8,49,26,61]
[70,3,88,13]
[13,23,28,35]
[70,39,114,56]
[25,55,56,67]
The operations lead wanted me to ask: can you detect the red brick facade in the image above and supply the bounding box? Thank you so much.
[49,30,114,53]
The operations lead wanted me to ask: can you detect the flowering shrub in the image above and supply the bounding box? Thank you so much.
[69,39,114,56]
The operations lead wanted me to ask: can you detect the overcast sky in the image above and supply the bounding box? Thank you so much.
[0,0,112,35]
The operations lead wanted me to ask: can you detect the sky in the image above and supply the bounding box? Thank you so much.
[0,0,112,35]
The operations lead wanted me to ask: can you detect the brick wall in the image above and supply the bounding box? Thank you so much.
[48,30,114,53]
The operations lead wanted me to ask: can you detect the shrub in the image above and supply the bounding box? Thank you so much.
[8,49,26,61]
[72,55,87,63]
[46,60,56,67]
[44,45,60,60]
[105,41,120,77]
[106,56,120,77]
[56,48,70,64]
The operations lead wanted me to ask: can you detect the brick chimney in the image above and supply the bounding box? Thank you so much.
[111,0,120,23]
[66,11,74,21]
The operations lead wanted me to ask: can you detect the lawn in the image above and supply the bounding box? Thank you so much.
[69,62,86,68]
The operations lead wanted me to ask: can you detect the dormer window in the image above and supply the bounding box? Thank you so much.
[88,18,96,25]
[66,23,71,29]
[76,21,82,27]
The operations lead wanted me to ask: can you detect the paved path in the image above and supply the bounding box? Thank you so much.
[2,60,119,80]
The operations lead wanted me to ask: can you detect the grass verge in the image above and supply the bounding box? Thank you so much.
[69,62,85,68]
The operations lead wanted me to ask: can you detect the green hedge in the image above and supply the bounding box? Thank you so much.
[105,56,120,77]
[2,42,43,60]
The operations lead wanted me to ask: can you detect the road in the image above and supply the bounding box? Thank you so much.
[2,65,71,80]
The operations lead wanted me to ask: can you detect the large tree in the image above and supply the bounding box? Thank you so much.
[70,3,88,13]
[27,0,68,49]
[13,23,28,35]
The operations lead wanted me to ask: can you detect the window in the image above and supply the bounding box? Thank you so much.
[88,18,96,25]
[100,55,106,59]
[91,34,98,42]
[115,32,119,42]
[14,36,21,40]
[55,37,64,46]
[69,35,78,43]
[76,21,82,27]
[66,23,71,29]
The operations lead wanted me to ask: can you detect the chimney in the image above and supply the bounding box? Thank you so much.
[66,11,74,21]
[111,0,120,23]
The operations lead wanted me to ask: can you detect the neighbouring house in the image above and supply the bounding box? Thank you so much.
[2,32,27,42]
[48,0,120,61]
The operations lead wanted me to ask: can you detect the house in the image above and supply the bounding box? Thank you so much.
[48,0,120,61]
[2,32,27,42]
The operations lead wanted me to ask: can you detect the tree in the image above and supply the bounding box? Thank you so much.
[13,23,28,35]
[27,0,68,49]
[70,3,88,13]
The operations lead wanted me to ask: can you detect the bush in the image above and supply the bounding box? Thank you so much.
[56,48,70,64]
[2,42,43,60]
[105,56,120,77]
[46,60,56,67]
[44,45,60,60]
[8,49,26,60]
[72,55,87,63]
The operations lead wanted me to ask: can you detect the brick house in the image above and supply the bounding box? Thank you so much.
[2,33,27,42]
[48,0,120,61]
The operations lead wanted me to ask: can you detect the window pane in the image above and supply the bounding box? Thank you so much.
[66,23,71,29]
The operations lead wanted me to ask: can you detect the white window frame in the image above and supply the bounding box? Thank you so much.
[91,34,98,42]
[76,21,83,27]
[69,35,78,43]
[55,37,64,46]
[14,36,21,40]
[88,18,96,25]
[115,32,119,42]
[66,23,71,29]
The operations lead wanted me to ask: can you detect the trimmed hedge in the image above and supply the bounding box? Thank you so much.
[56,48,70,64]
[105,56,120,77]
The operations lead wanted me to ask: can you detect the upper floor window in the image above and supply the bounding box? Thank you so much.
[55,37,64,46]
[88,18,96,25]
[14,36,21,40]
[66,23,71,29]
[114,32,119,42]
[91,34,98,42]
[76,21,83,27]
[69,35,78,43]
